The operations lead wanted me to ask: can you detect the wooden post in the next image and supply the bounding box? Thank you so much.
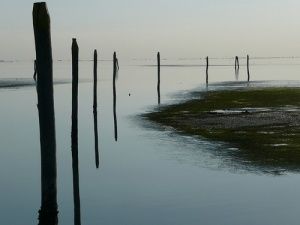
[206,56,209,85]
[93,50,99,168]
[113,52,118,141]
[247,55,250,82]
[235,56,240,80]
[235,56,240,71]
[235,56,237,71]
[33,3,58,224]
[71,38,81,225]
[157,52,161,104]
[93,50,98,112]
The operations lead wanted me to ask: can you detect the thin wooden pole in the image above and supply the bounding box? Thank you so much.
[235,56,240,71]
[93,50,99,168]
[71,38,81,225]
[206,56,209,85]
[33,2,58,224]
[93,50,98,111]
[247,55,250,82]
[235,56,240,80]
[157,52,161,104]
[113,52,118,141]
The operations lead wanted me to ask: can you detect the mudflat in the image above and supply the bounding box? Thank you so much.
[146,87,300,172]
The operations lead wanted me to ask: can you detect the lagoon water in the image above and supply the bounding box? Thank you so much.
[1,57,300,225]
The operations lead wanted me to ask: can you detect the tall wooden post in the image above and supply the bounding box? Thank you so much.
[113,52,118,141]
[93,50,99,168]
[157,52,161,104]
[206,56,209,85]
[247,55,250,82]
[71,38,81,225]
[33,3,58,224]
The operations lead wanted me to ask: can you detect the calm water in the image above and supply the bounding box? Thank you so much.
[1,57,300,225]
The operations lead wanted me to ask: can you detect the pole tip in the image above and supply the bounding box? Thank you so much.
[33,2,50,29]
[72,38,78,49]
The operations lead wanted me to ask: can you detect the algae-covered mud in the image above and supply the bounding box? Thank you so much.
[146,87,300,172]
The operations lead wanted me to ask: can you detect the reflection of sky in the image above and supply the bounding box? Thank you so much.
[1,0,300,59]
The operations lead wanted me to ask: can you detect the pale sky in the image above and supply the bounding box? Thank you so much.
[1,0,300,60]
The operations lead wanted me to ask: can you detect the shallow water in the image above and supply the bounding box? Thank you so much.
[1,58,300,225]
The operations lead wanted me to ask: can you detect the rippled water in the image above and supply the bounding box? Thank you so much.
[1,58,300,225]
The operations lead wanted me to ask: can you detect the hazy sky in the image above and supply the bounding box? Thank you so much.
[1,0,300,60]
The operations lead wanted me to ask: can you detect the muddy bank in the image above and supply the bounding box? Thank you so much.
[145,87,300,173]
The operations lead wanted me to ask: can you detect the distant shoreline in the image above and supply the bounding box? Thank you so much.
[0,78,90,89]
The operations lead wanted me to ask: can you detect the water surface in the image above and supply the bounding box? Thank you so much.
[1,58,300,225]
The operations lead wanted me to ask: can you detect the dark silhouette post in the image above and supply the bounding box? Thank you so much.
[157,52,161,104]
[71,38,81,225]
[113,52,118,141]
[235,56,240,80]
[235,56,240,71]
[33,2,58,224]
[247,55,250,82]
[93,50,99,168]
[206,56,209,85]
[93,50,98,111]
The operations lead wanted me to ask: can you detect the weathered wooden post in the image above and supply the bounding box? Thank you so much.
[235,56,240,71]
[113,52,118,141]
[93,50,99,168]
[247,55,250,82]
[157,52,161,104]
[33,2,58,224]
[71,38,81,225]
[206,56,209,85]
[235,56,240,80]
[93,50,98,112]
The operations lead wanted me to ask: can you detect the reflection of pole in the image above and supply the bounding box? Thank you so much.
[247,55,250,82]
[157,52,160,104]
[93,50,99,168]
[206,56,209,85]
[33,2,58,224]
[71,39,81,225]
[113,52,118,141]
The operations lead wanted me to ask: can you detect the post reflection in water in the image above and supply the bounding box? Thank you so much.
[71,39,81,225]
[113,52,118,142]
[93,50,100,168]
